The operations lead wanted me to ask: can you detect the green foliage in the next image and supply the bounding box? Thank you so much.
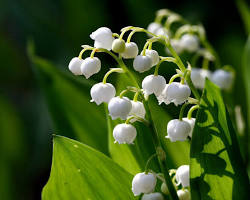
[0,95,27,200]
[190,79,250,200]
[42,135,136,200]
[28,44,108,154]
[242,35,250,163]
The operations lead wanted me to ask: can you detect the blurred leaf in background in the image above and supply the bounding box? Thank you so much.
[0,95,27,199]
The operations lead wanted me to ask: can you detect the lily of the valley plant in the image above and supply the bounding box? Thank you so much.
[68,9,234,200]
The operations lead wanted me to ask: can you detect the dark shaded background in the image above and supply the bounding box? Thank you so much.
[0,0,247,199]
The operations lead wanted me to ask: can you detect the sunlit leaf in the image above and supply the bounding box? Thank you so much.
[190,79,249,200]
[42,135,136,200]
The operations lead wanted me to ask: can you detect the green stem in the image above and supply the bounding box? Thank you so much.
[119,89,130,98]
[187,105,199,119]
[202,58,209,69]
[102,68,124,84]
[179,103,189,120]
[114,52,179,200]
[90,48,97,58]
[145,154,157,173]
[133,92,140,102]
[169,74,182,84]
[144,100,179,200]
[142,41,150,56]
[78,47,92,59]
[127,29,137,43]
[165,39,200,100]
[125,116,135,124]
[154,57,177,76]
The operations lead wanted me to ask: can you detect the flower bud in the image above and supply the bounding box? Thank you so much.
[177,189,190,200]
[128,101,146,122]
[160,182,169,195]
[90,83,116,105]
[121,42,139,59]
[81,57,101,79]
[176,165,190,187]
[133,55,152,73]
[211,69,233,90]
[108,97,132,120]
[147,22,162,35]
[142,75,166,96]
[165,82,191,106]
[90,27,114,50]
[68,57,83,75]
[191,68,211,89]
[113,123,137,144]
[182,118,196,138]
[144,50,159,67]
[142,192,164,200]
[166,119,191,142]
[132,172,157,196]
[180,34,199,52]
[112,39,126,53]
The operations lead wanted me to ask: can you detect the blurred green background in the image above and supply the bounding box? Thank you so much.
[0,0,248,199]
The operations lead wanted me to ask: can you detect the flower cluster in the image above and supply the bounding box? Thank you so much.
[68,8,234,200]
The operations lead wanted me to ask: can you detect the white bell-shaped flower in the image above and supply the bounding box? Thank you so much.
[133,55,152,73]
[108,97,132,120]
[81,57,101,79]
[191,68,212,89]
[176,165,190,187]
[180,34,199,52]
[113,123,137,144]
[132,172,157,196]
[144,50,160,66]
[165,82,191,106]
[166,119,191,142]
[147,22,162,35]
[112,39,126,53]
[155,27,169,38]
[142,75,166,96]
[211,69,233,90]
[90,27,115,50]
[68,57,83,75]
[177,189,191,200]
[121,42,139,59]
[128,101,146,122]
[157,84,169,105]
[166,39,183,55]
[90,82,116,105]
[142,192,164,200]
[182,118,196,138]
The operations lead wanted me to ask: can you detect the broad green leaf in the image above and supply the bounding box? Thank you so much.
[28,45,108,154]
[190,79,249,200]
[42,135,136,200]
